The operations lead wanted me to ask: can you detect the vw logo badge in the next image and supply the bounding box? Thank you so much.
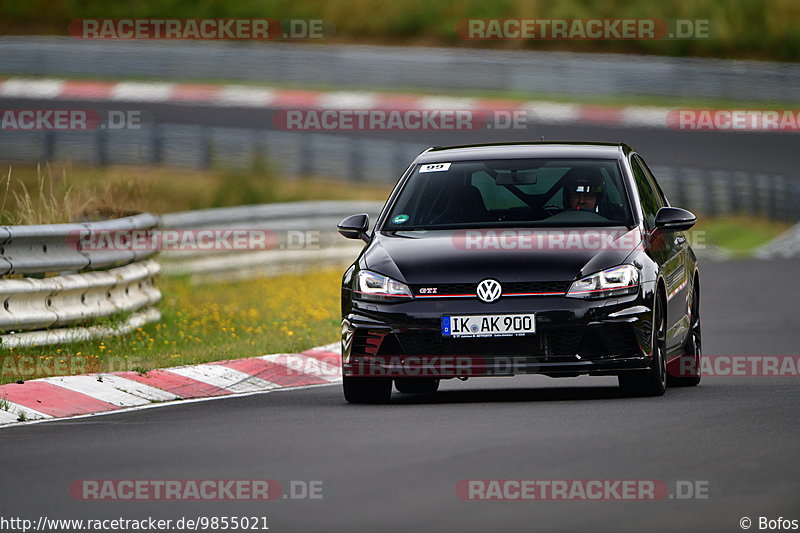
[476,279,502,303]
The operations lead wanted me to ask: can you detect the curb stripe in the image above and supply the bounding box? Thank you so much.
[170,83,224,102]
[60,80,115,99]
[213,358,329,387]
[0,77,681,129]
[270,89,322,108]
[0,381,118,417]
[0,78,64,98]
[262,353,341,382]
[0,400,52,421]
[41,375,153,408]
[114,370,231,399]
[166,364,281,393]
[0,344,341,426]
[94,374,181,402]
[110,82,176,102]
[217,85,276,107]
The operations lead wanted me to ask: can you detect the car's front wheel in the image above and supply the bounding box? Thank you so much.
[395,378,439,394]
[619,293,667,397]
[343,376,392,404]
[668,277,702,387]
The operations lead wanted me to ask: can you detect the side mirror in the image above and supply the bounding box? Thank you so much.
[337,213,370,242]
[654,207,696,232]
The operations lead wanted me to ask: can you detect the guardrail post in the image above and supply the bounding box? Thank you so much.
[748,174,760,216]
[698,169,716,217]
[150,123,163,166]
[43,131,55,162]
[95,127,108,167]
[729,171,745,215]
[794,183,800,221]
[299,134,313,176]
[202,126,213,169]
[767,175,778,221]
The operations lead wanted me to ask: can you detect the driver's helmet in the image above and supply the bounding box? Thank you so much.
[564,168,605,197]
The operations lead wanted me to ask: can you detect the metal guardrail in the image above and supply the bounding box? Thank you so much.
[0,213,159,274]
[1,38,799,103]
[0,123,795,222]
[160,201,382,283]
[0,214,162,347]
[0,202,381,346]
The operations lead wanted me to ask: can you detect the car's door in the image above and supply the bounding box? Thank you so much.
[630,154,688,353]
[637,155,692,351]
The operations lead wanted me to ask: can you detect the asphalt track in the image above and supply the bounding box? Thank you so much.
[1,96,798,176]
[2,258,799,533]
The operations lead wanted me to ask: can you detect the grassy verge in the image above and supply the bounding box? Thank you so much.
[0,268,344,385]
[1,0,799,61]
[0,163,392,224]
[690,215,792,257]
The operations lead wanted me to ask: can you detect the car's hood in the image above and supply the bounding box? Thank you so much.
[363,227,642,284]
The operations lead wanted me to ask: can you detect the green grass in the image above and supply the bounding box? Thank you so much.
[0,163,392,224]
[690,216,792,256]
[0,268,345,384]
[2,0,799,61]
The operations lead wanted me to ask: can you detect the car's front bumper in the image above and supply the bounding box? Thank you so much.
[342,282,657,378]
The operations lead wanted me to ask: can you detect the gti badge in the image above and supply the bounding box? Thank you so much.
[476,279,502,303]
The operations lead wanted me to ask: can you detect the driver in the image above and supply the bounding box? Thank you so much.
[565,171,604,212]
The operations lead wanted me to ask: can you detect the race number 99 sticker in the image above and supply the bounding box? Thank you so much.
[419,163,451,173]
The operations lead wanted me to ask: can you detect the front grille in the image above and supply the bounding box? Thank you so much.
[411,281,571,297]
[596,324,640,356]
[390,329,581,357]
[546,328,584,356]
[364,323,638,357]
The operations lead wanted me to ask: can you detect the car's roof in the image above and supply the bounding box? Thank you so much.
[414,141,632,163]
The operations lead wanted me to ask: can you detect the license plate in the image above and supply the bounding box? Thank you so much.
[442,314,536,338]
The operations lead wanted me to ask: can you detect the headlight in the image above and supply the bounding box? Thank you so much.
[354,270,413,302]
[566,265,639,299]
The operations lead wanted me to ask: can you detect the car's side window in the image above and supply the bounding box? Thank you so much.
[631,156,661,230]
[635,155,668,207]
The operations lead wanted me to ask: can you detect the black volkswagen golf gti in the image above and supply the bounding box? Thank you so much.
[338,142,701,403]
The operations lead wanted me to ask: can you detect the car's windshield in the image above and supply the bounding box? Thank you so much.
[382,158,633,230]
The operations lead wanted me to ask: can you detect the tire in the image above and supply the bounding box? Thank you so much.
[668,278,702,387]
[619,292,667,397]
[394,378,440,394]
[343,376,392,404]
